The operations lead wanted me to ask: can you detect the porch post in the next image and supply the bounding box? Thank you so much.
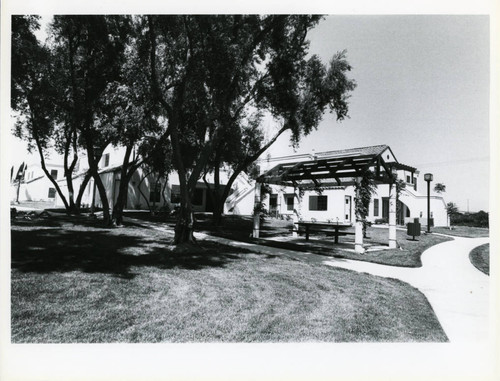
[389,182,397,249]
[354,186,364,253]
[355,220,364,253]
[252,182,262,238]
[292,188,300,237]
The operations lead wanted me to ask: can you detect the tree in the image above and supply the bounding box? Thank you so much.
[11,15,89,213]
[146,15,356,245]
[50,15,131,224]
[434,183,446,194]
[102,69,166,224]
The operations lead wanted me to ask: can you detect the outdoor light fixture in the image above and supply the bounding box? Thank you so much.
[424,173,433,233]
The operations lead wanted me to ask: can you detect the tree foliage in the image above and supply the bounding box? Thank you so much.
[434,183,446,194]
[11,15,84,212]
[49,15,132,224]
[145,15,356,241]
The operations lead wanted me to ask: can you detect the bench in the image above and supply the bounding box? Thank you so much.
[296,221,354,244]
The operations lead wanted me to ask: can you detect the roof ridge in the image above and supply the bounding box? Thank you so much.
[315,144,389,156]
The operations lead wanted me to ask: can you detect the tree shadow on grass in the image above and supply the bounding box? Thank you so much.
[11,212,151,230]
[11,228,259,279]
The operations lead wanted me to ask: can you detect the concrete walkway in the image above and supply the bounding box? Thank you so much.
[324,236,490,343]
[196,231,490,343]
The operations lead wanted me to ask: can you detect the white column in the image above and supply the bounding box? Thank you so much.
[354,220,364,253]
[354,186,364,253]
[389,182,397,249]
[252,182,262,238]
[292,189,300,237]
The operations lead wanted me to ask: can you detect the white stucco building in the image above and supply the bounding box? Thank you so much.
[11,144,448,228]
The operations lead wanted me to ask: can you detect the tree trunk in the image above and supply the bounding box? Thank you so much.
[75,172,92,210]
[33,137,70,210]
[85,138,111,225]
[93,172,111,225]
[161,176,168,206]
[174,191,196,245]
[111,146,134,225]
[211,125,289,227]
[137,170,152,211]
[63,133,78,214]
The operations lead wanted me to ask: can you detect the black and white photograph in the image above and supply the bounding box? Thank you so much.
[1,1,498,380]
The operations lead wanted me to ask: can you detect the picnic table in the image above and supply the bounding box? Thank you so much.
[296,221,354,244]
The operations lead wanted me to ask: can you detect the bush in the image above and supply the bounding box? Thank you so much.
[374,218,388,224]
[451,211,489,228]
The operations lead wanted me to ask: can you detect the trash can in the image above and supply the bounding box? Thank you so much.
[407,218,421,240]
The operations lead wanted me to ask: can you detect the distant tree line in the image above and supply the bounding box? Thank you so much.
[451,210,489,228]
[11,15,356,246]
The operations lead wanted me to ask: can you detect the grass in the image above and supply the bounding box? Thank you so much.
[432,226,489,238]
[195,216,452,268]
[11,214,448,343]
[469,243,489,275]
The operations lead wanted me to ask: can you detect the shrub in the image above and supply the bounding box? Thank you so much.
[451,211,489,228]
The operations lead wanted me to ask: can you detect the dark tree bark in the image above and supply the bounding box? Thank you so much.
[111,145,143,225]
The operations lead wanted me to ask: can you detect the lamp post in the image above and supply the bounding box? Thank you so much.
[424,173,433,233]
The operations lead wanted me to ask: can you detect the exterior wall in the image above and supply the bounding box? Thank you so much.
[260,181,449,227]
[368,184,448,227]
[262,186,355,224]
[12,162,64,203]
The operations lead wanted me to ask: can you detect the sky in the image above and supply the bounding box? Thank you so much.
[262,15,490,212]
[9,15,491,212]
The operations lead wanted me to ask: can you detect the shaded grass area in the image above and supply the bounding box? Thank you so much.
[11,216,447,343]
[196,216,452,268]
[432,226,489,238]
[469,244,490,275]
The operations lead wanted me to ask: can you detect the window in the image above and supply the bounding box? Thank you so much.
[406,175,411,183]
[50,169,58,180]
[309,195,327,211]
[103,153,110,167]
[48,188,56,198]
[286,195,294,211]
[374,199,379,217]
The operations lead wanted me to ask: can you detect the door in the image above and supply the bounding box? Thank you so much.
[344,195,352,222]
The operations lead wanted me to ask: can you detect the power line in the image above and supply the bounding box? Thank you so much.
[414,156,490,168]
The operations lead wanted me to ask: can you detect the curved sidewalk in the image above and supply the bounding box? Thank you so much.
[324,236,490,342]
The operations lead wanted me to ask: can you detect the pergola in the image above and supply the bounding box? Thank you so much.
[252,147,416,253]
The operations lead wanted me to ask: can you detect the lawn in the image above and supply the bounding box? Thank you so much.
[11,214,448,343]
[469,243,490,275]
[196,216,452,268]
[432,226,489,238]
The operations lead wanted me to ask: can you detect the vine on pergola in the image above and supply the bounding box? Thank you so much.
[354,170,377,238]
